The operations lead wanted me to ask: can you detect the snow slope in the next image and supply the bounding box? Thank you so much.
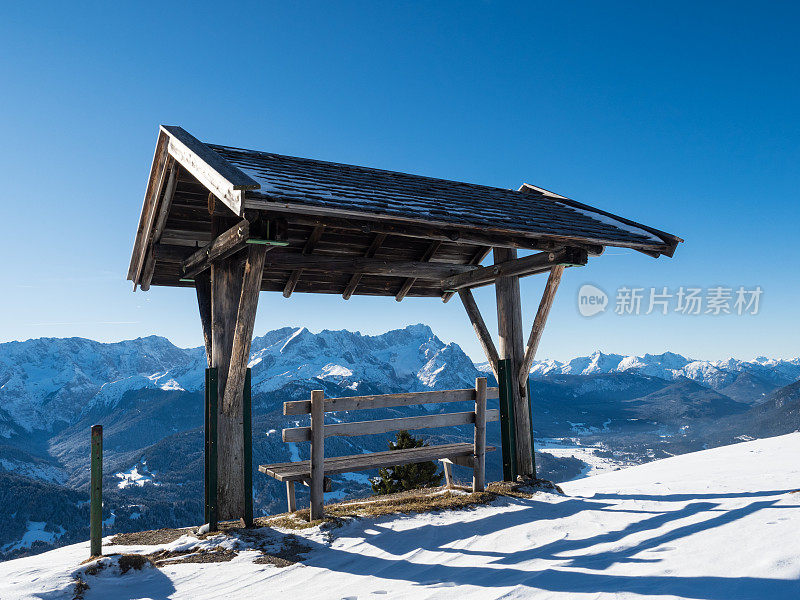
[2,433,799,599]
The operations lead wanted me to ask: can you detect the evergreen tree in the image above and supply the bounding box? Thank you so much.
[371,430,444,495]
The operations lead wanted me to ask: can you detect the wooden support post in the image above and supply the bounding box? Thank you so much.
[458,288,499,381]
[473,377,487,493]
[309,390,325,520]
[443,461,453,488]
[494,248,534,478]
[89,425,102,558]
[286,481,297,513]
[519,265,564,389]
[212,240,245,524]
[204,368,219,529]
[497,358,517,481]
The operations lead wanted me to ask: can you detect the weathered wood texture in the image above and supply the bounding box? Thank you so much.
[283,409,500,442]
[458,288,499,381]
[443,247,587,291]
[195,271,213,366]
[342,233,386,299]
[260,443,490,481]
[473,377,487,492]
[89,425,103,557]
[494,247,534,477]
[223,245,268,422]
[286,481,296,512]
[162,125,258,216]
[183,219,250,279]
[212,241,246,522]
[284,386,499,415]
[396,240,441,301]
[519,265,564,387]
[284,224,325,298]
[309,390,325,520]
[442,247,491,303]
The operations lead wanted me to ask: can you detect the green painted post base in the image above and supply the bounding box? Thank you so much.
[497,359,518,481]
[205,368,218,530]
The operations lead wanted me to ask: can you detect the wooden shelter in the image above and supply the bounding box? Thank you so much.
[127,125,682,525]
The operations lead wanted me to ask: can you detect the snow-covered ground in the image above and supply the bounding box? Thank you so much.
[2,433,799,599]
[537,437,632,478]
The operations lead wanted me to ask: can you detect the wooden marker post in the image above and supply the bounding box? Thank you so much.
[90,425,103,557]
[309,390,325,520]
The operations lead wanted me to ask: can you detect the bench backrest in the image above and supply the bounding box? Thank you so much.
[282,378,499,443]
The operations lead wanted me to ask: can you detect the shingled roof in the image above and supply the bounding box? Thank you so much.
[127,126,682,297]
[210,143,680,256]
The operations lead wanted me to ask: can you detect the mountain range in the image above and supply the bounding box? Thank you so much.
[1,325,798,560]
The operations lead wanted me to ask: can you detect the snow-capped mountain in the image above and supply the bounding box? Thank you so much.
[0,324,477,437]
[515,350,800,391]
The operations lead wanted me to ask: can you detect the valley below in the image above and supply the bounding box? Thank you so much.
[1,325,798,561]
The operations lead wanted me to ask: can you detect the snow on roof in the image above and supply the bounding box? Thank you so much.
[207,142,680,256]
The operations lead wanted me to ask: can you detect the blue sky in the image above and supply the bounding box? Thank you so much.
[1,2,798,361]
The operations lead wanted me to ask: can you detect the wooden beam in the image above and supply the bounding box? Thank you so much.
[284,386,500,415]
[458,288,499,381]
[342,233,387,300]
[129,131,170,286]
[518,265,564,389]
[141,162,180,292]
[442,247,490,303]
[395,240,441,302]
[283,225,325,298]
[182,219,250,279]
[161,125,259,216]
[473,377,487,493]
[223,244,268,418]
[196,271,213,366]
[494,247,534,478]
[263,251,472,281]
[442,247,587,291]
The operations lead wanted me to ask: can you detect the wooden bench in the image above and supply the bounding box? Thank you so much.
[259,377,499,519]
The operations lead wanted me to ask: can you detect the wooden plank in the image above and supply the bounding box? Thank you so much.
[458,288,499,381]
[130,132,170,285]
[262,253,473,280]
[442,247,588,291]
[395,240,441,302]
[309,390,325,520]
[89,425,102,557]
[283,409,500,442]
[161,125,259,216]
[494,248,533,478]
[284,386,500,415]
[284,225,325,298]
[442,247,490,303]
[140,162,181,292]
[473,377,487,492]
[518,265,564,388]
[260,443,486,481]
[182,219,250,279]
[342,233,387,300]
[196,271,213,366]
[443,461,453,487]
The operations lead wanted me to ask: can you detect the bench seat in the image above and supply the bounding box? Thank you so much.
[260,442,492,482]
